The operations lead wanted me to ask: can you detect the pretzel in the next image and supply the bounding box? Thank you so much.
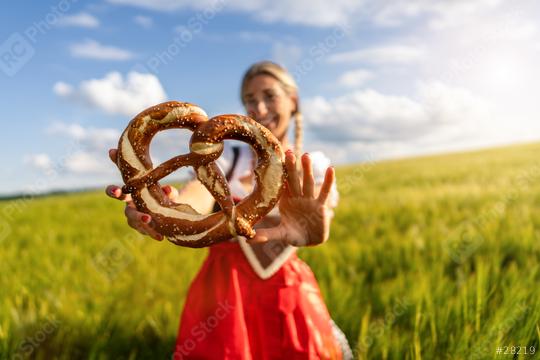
[116,101,285,247]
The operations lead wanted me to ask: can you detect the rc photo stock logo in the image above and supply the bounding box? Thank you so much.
[0,32,35,77]
[0,0,78,77]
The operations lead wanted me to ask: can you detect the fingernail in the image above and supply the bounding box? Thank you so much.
[156,235,163,241]
[163,185,171,195]
[142,215,151,223]
[286,149,293,155]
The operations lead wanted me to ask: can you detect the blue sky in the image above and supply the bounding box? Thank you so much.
[1,0,539,195]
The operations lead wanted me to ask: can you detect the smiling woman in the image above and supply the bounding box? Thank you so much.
[106,61,349,359]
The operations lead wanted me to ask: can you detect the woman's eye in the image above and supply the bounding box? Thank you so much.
[265,93,276,102]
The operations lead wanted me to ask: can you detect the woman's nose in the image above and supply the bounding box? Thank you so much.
[254,100,269,118]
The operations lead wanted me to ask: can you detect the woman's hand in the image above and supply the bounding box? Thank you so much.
[249,150,336,246]
[105,149,180,241]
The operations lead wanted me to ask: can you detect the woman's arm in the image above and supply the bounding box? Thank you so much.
[169,179,216,215]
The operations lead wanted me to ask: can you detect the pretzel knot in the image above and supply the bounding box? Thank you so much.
[116,101,285,248]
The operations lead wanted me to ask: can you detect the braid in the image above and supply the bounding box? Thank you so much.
[294,111,303,161]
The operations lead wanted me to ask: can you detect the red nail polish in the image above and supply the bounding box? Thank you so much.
[142,215,151,223]
[163,186,171,194]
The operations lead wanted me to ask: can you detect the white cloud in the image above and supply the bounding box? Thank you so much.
[372,0,503,29]
[254,0,358,27]
[23,150,113,177]
[133,15,153,28]
[70,39,135,61]
[47,122,86,140]
[271,42,303,69]
[238,31,273,42]
[303,81,492,161]
[65,152,113,174]
[29,122,120,176]
[107,0,360,27]
[107,0,206,11]
[103,0,508,29]
[47,122,121,151]
[337,69,373,88]
[503,19,537,41]
[53,71,167,117]
[53,82,74,97]
[24,154,53,171]
[328,44,425,65]
[57,12,100,28]
[43,123,194,177]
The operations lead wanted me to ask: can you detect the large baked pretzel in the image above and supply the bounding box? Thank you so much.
[116,101,285,248]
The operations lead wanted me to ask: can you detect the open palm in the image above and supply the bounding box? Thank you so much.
[250,150,335,246]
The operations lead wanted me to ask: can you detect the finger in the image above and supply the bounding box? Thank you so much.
[140,223,164,241]
[301,153,315,198]
[248,226,284,244]
[162,185,179,201]
[125,205,151,226]
[317,166,335,204]
[285,150,302,196]
[108,149,118,164]
[105,185,132,202]
[125,207,163,241]
[133,224,149,236]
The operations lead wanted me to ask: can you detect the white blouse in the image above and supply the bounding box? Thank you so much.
[214,144,339,208]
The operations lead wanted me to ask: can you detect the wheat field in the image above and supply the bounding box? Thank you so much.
[2,142,540,359]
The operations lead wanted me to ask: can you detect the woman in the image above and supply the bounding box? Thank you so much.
[106,61,351,359]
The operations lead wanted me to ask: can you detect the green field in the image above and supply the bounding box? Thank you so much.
[2,142,540,359]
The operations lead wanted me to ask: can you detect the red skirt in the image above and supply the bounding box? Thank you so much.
[173,241,342,359]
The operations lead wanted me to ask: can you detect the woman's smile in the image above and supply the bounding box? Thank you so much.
[256,113,279,130]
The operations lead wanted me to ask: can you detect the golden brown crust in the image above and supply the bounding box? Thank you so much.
[116,101,285,248]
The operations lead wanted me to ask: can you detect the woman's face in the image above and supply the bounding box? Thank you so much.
[243,74,297,142]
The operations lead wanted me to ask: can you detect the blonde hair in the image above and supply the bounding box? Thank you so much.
[240,61,303,160]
